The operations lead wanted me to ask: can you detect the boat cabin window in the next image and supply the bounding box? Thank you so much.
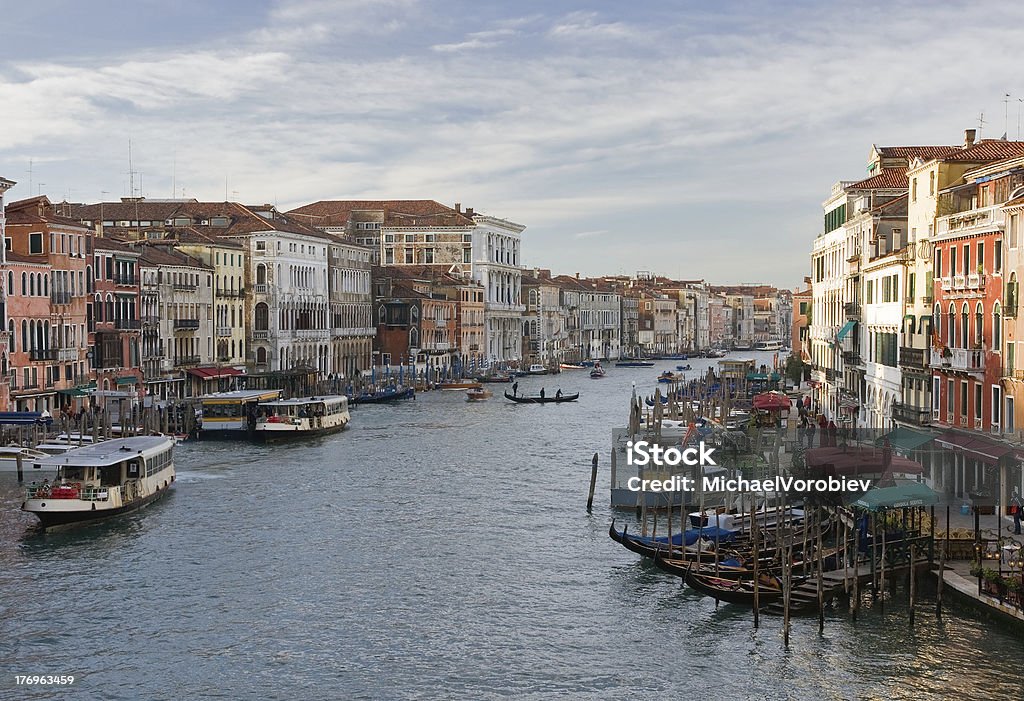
[60,466,88,482]
[99,465,120,487]
[145,450,171,476]
[203,402,244,419]
[127,460,141,479]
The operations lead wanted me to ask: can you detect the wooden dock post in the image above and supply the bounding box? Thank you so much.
[909,543,917,626]
[851,546,859,621]
[879,521,887,615]
[783,542,792,647]
[752,517,760,629]
[586,453,598,513]
[15,450,24,483]
[817,512,824,632]
[936,542,945,619]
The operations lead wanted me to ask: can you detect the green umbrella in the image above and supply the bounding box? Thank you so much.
[852,482,939,511]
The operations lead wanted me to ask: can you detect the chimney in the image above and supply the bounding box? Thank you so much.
[454,203,461,213]
[575,272,580,279]
[964,128,977,148]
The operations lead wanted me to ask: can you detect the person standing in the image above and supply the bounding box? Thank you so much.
[512,382,519,397]
[1011,489,1024,535]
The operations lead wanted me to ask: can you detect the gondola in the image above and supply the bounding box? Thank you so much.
[503,391,578,403]
[683,568,784,606]
[615,360,655,367]
[350,387,416,404]
[653,550,778,581]
[608,522,734,562]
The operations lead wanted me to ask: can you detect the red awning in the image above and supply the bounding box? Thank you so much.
[804,446,924,476]
[186,367,244,380]
[935,431,1013,465]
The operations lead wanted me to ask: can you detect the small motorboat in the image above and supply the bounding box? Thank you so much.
[466,387,493,401]
[477,373,513,383]
[676,364,692,371]
[590,364,607,379]
[615,359,655,367]
[438,381,483,390]
[657,371,678,383]
[527,364,549,375]
[560,363,586,370]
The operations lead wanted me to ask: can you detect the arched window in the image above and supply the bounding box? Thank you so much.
[975,303,984,347]
[7,320,14,354]
[256,347,267,364]
[410,306,418,325]
[6,271,12,296]
[20,272,26,296]
[994,303,1003,349]
[529,289,537,307]
[256,264,267,285]
[961,303,969,348]
[378,305,387,324]
[254,302,269,331]
[86,265,93,293]
[29,274,36,297]
[409,327,419,348]
[105,295,114,323]
[947,303,955,346]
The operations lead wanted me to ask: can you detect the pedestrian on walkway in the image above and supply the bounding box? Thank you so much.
[1011,489,1023,535]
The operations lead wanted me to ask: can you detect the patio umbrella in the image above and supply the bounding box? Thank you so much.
[852,482,939,511]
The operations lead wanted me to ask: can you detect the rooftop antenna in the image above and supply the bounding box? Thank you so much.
[27,158,33,195]
[1005,94,1012,138]
[978,111,987,139]
[128,139,135,198]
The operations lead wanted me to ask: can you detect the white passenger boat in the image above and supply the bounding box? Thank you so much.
[21,436,176,530]
[754,340,784,351]
[254,395,350,441]
[199,389,282,437]
[0,446,52,473]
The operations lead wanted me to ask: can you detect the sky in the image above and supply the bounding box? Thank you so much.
[2,0,1024,288]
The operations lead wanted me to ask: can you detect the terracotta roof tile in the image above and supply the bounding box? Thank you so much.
[875,145,960,159]
[942,140,1024,163]
[287,200,475,228]
[847,168,907,190]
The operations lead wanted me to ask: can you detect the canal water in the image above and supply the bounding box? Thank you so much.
[1,353,1022,700]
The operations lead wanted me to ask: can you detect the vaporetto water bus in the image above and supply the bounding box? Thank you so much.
[21,436,176,529]
[254,396,350,441]
[199,389,283,438]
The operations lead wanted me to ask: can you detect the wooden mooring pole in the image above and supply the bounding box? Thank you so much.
[586,453,598,513]
[16,451,24,483]
[909,543,917,626]
[937,542,945,619]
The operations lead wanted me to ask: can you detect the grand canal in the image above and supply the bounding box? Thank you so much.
[1,353,1022,700]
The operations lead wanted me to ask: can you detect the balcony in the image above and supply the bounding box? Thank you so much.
[966,273,986,290]
[217,326,232,337]
[217,288,245,298]
[843,302,860,319]
[892,403,931,427]
[141,315,160,325]
[114,274,137,286]
[940,278,952,292]
[173,282,199,292]
[899,346,928,370]
[114,318,142,330]
[252,330,270,341]
[931,347,985,373]
[953,274,966,290]
[173,355,201,367]
[936,204,1002,238]
[57,348,78,362]
[842,350,861,365]
[50,291,72,305]
[1006,303,1018,319]
[29,348,56,362]
[173,319,200,330]
[253,284,268,294]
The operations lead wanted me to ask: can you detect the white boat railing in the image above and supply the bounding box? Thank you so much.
[24,484,111,502]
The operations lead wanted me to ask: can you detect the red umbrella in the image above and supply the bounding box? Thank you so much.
[752,391,791,411]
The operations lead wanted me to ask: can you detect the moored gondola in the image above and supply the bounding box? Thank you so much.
[683,567,785,606]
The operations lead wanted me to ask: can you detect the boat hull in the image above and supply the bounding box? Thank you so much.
[255,420,349,442]
[351,388,416,404]
[23,478,174,530]
[503,391,578,403]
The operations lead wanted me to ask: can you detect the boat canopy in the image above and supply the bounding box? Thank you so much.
[31,436,174,469]
[0,411,53,426]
